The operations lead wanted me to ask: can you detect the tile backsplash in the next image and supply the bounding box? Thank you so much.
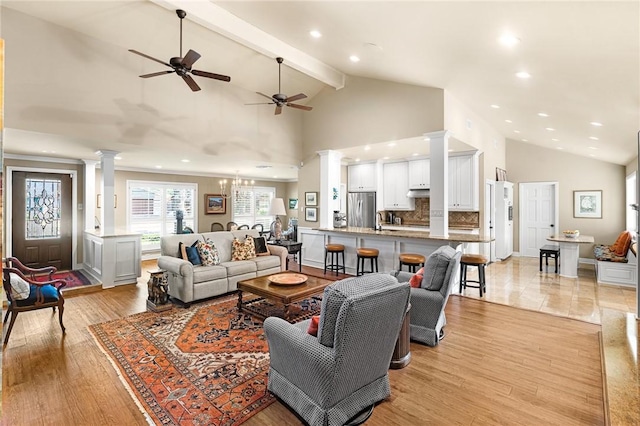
[388,198,480,228]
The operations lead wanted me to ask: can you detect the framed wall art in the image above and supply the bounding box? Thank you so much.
[205,194,226,214]
[289,198,298,209]
[305,207,317,222]
[305,192,318,206]
[573,190,602,218]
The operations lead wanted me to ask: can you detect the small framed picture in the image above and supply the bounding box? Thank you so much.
[574,190,602,218]
[289,198,298,209]
[305,192,318,206]
[305,207,317,222]
[205,194,226,214]
[496,167,507,181]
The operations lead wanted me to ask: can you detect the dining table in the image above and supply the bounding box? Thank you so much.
[546,234,595,278]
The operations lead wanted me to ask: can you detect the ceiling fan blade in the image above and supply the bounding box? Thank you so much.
[275,105,283,115]
[245,102,274,105]
[287,103,313,111]
[182,74,201,92]
[192,69,231,82]
[256,92,275,101]
[128,49,172,68]
[181,49,201,68]
[285,93,307,103]
[139,70,175,78]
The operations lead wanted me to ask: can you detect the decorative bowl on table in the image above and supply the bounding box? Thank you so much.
[562,230,580,238]
[268,273,308,286]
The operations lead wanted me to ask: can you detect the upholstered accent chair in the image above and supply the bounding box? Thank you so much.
[392,245,461,346]
[264,274,410,426]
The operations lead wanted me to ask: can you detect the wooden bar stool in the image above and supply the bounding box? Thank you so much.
[539,244,560,273]
[459,254,489,297]
[324,244,346,276]
[399,253,426,273]
[356,248,379,276]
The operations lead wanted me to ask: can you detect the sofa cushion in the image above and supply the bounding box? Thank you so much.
[252,255,280,271]
[200,232,235,263]
[192,264,228,283]
[422,246,457,291]
[221,260,257,276]
[160,234,202,257]
[594,244,629,263]
[9,273,31,300]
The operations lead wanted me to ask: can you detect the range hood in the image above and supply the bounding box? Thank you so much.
[406,189,430,198]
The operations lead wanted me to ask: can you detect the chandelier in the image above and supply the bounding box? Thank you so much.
[219,170,255,199]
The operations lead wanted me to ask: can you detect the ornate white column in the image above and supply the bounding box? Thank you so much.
[82,160,98,231]
[428,130,450,238]
[96,150,119,234]
[317,150,343,229]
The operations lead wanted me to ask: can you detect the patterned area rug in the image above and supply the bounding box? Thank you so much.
[35,269,98,289]
[89,294,320,426]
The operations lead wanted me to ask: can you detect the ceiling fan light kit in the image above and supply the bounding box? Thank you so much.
[245,57,314,115]
[129,9,231,92]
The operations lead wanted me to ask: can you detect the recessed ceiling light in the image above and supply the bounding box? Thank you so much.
[521,139,528,142]
[412,153,419,156]
[114,156,123,160]
[490,104,500,109]
[355,158,361,162]
[538,112,549,117]
[181,159,190,163]
[387,142,396,147]
[273,175,278,179]
[383,156,389,160]
[514,130,520,133]
[545,127,555,131]
[448,149,454,152]
[423,137,431,141]
[364,145,371,151]
[589,154,596,157]
[590,121,603,127]
[589,136,599,140]
[516,71,531,79]
[588,146,598,150]
[556,147,563,150]
[498,33,520,47]
[155,165,162,169]
[309,30,322,38]
[349,55,360,63]
[552,138,559,142]
[505,119,512,123]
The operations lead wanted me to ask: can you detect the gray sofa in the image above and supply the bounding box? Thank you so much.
[158,229,287,305]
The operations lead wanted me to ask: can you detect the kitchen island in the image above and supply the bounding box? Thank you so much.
[298,226,491,276]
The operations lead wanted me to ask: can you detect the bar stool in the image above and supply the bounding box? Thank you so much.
[324,244,346,276]
[356,248,379,276]
[539,244,560,273]
[459,254,489,297]
[399,253,426,273]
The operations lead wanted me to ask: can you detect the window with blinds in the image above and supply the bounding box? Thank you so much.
[232,186,275,228]
[127,181,197,251]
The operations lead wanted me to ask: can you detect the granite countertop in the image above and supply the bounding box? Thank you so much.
[547,234,595,244]
[319,227,492,243]
[391,220,479,230]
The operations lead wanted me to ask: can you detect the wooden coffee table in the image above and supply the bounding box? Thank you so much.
[237,273,333,321]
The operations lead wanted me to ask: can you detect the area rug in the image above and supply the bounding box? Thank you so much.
[88,294,319,426]
[35,269,98,289]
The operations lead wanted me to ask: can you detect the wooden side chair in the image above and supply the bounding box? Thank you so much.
[237,224,250,230]
[2,257,67,345]
[210,222,224,231]
[226,221,238,230]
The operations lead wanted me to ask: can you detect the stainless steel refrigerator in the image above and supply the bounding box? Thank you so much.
[347,192,376,228]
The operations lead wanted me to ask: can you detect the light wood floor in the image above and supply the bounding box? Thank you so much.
[1,257,610,425]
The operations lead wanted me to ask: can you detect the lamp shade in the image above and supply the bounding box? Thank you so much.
[268,198,287,216]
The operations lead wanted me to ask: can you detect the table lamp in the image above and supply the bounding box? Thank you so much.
[268,197,287,241]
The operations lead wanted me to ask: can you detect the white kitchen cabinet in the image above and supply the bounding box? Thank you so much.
[383,161,415,210]
[348,163,377,192]
[448,154,478,211]
[408,158,430,189]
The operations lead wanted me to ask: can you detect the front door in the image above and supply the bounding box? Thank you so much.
[12,171,72,270]
[519,182,557,257]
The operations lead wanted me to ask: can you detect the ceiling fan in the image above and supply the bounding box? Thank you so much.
[128,9,230,92]
[247,57,313,115]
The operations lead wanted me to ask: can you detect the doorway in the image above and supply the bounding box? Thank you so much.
[7,167,78,270]
[519,182,559,257]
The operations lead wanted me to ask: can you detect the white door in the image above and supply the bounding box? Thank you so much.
[519,182,558,257]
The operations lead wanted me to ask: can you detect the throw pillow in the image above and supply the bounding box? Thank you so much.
[611,231,632,256]
[231,237,256,261]
[185,241,202,265]
[197,239,220,266]
[9,273,31,300]
[422,246,457,291]
[252,236,270,256]
[178,242,188,260]
[409,267,424,288]
[307,315,320,336]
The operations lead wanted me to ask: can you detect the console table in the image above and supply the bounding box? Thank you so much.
[546,234,595,278]
[269,240,303,272]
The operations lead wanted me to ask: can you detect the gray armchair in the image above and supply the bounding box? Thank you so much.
[392,245,461,346]
[264,274,410,426]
